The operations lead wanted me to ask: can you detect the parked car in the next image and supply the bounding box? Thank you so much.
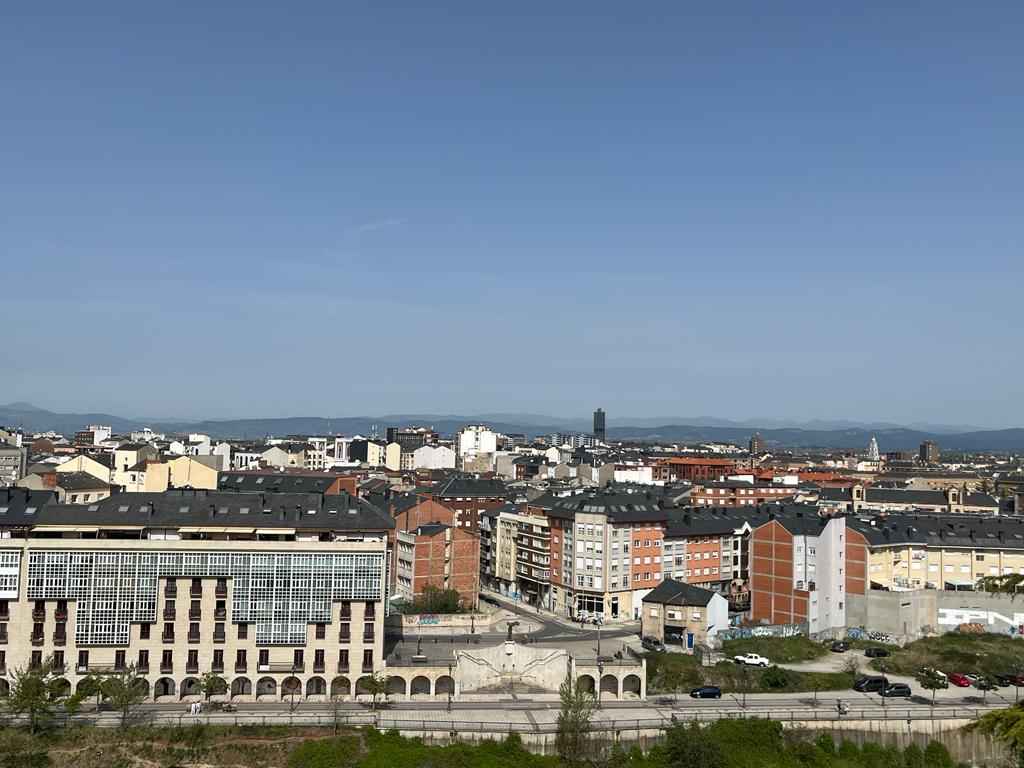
[853,676,889,693]
[864,647,891,658]
[996,675,1014,687]
[948,673,972,688]
[831,641,851,653]
[641,636,667,653]
[733,652,770,667]
[882,683,912,698]
[690,686,723,699]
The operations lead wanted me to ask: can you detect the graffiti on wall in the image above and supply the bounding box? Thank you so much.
[417,614,441,625]
[937,609,1024,631]
[717,622,807,641]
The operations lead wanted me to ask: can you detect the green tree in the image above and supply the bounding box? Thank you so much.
[362,673,391,712]
[555,678,596,768]
[978,573,1024,598]
[973,674,998,702]
[100,664,148,728]
[407,584,465,614]
[6,656,70,734]
[199,672,228,701]
[904,743,925,768]
[666,721,725,768]
[917,668,948,706]
[964,703,1024,766]
[922,740,954,768]
[815,733,836,756]
[760,665,794,690]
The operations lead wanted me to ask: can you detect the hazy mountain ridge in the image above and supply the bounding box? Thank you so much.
[1,403,1020,452]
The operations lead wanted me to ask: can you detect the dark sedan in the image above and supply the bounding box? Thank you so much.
[864,647,891,658]
[690,686,723,699]
[881,683,912,698]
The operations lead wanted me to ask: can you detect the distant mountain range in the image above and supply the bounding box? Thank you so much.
[2,402,1022,453]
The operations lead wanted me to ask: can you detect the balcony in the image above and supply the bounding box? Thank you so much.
[31,633,44,646]
[186,663,199,674]
[164,585,177,597]
[161,631,175,642]
[0,666,6,676]
[31,609,45,621]
[160,662,174,674]
[52,632,67,646]
[215,585,228,598]
[313,662,325,673]
[213,630,226,643]
[214,608,227,620]
[54,609,68,621]
[188,608,202,620]
[187,632,201,643]
[363,633,375,642]
[365,608,376,620]
[337,661,350,673]
[190,586,203,598]
[163,608,176,620]
[338,632,351,643]
[211,661,224,673]
[361,663,373,673]
[257,663,301,673]
[235,662,247,673]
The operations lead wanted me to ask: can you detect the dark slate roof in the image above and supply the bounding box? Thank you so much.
[412,522,452,537]
[56,471,110,491]
[642,578,718,607]
[79,453,115,468]
[0,489,393,531]
[430,477,507,498]
[548,491,666,523]
[846,512,1024,550]
[218,473,339,494]
[0,489,58,515]
[117,442,152,451]
[665,506,776,537]
[753,504,829,536]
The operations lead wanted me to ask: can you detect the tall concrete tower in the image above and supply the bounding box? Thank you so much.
[593,408,606,442]
[867,436,880,462]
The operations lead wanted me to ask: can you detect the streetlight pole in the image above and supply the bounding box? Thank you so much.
[290,663,297,713]
[597,661,604,710]
[596,617,603,658]
[742,664,748,708]
[880,664,887,709]
[447,663,453,712]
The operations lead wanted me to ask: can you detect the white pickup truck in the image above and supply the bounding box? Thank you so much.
[733,652,771,667]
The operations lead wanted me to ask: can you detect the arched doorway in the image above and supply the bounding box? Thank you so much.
[306,677,327,697]
[410,675,431,696]
[53,678,72,698]
[180,677,201,699]
[622,674,642,698]
[281,676,302,699]
[256,677,277,698]
[0,679,10,697]
[435,676,455,696]
[600,674,619,698]
[154,678,176,699]
[577,674,595,694]
[331,676,351,698]
[231,677,252,698]
[387,676,407,696]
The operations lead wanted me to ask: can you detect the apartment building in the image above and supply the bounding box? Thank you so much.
[0,487,392,702]
[656,457,737,482]
[547,492,668,620]
[818,485,998,515]
[689,479,798,507]
[0,443,26,487]
[427,477,506,533]
[393,523,479,607]
[749,507,859,634]
[846,513,1024,591]
[218,471,359,496]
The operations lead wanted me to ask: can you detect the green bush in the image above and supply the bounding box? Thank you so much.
[288,736,360,768]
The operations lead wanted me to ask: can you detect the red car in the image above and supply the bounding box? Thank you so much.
[947,673,972,687]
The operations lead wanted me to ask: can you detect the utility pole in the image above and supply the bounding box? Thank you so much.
[597,661,604,710]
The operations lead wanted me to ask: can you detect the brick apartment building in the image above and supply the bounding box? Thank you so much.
[393,523,480,608]
[427,477,507,532]
[657,457,737,482]
[689,479,799,507]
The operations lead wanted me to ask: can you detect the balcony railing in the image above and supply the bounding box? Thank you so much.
[361,663,373,673]
[190,586,203,597]
[187,632,201,643]
[54,609,68,621]
[160,663,173,673]
[137,664,149,673]
[186,663,199,674]
[31,609,45,621]
[163,608,176,620]
[52,632,67,646]
[313,662,325,673]
[188,609,202,620]
[164,585,177,597]
[257,663,301,673]
[337,661,350,673]
[214,608,227,620]
[235,663,247,673]
[213,631,226,643]
[162,632,175,642]
[211,661,224,673]
[338,632,350,643]
[215,585,228,598]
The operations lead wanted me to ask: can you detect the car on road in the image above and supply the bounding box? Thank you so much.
[733,652,770,667]
[997,675,1024,687]
[948,673,972,688]
[641,636,667,653]
[864,647,891,658]
[853,676,889,693]
[881,683,912,698]
[964,674,981,684]
[830,641,851,653]
[690,686,723,699]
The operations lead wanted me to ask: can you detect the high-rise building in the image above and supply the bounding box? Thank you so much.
[748,434,765,455]
[593,408,606,442]
[919,440,940,464]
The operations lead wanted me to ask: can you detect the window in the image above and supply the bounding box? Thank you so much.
[114,650,126,670]
[238,624,248,640]
[77,650,89,670]
[139,623,151,640]
[138,650,149,669]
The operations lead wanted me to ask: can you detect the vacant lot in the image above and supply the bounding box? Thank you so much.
[719,635,829,664]
[645,651,852,695]
[867,633,1024,677]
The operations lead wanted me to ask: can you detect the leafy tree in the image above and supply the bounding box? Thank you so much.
[904,743,925,768]
[555,678,596,768]
[973,674,998,702]
[815,733,836,756]
[978,573,1024,598]
[760,665,794,690]
[964,703,1024,766]
[917,668,948,706]
[664,721,724,768]
[842,656,862,677]
[922,740,954,768]
[406,584,465,614]
[362,673,391,712]
[199,672,228,701]
[837,739,861,761]
[6,656,70,734]
[73,671,105,713]
[100,665,148,728]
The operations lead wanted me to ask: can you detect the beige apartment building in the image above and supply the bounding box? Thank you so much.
[0,487,393,702]
[848,514,1024,591]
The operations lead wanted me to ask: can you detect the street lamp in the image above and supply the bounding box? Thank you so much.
[596,617,604,658]
[597,661,605,710]
[447,663,453,712]
[880,663,887,709]
[289,663,298,713]
[741,663,748,708]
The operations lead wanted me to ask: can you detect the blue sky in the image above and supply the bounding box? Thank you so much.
[2,2,1021,426]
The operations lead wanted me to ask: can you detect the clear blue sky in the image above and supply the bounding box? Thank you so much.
[2,2,1021,426]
